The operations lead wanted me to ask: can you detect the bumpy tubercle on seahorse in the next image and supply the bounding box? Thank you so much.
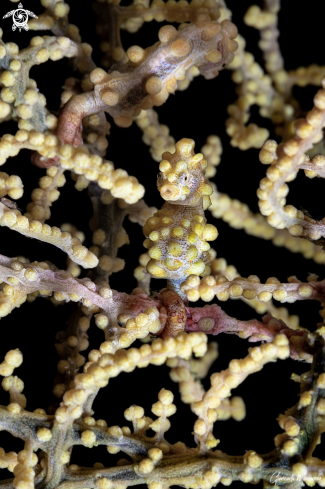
[143,137,219,336]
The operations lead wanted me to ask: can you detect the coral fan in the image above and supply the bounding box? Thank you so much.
[0,0,325,488]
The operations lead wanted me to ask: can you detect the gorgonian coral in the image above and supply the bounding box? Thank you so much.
[0,0,325,488]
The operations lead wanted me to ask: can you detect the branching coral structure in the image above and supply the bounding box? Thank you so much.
[0,0,325,488]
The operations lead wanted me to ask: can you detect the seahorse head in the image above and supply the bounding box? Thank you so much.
[157,138,213,208]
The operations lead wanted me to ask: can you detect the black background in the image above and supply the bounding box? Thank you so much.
[0,0,324,486]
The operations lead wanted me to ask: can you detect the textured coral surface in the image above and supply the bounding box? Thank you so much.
[0,0,325,489]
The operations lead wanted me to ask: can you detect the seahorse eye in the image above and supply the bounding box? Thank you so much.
[180,173,189,184]
[157,173,164,186]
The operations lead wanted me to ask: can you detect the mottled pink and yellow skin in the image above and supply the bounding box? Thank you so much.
[143,138,218,289]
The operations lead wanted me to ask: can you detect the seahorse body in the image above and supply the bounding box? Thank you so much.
[143,138,218,288]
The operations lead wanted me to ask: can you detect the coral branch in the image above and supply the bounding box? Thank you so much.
[1,1,325,487]
[258,79,325,240]
[186,306,310,360]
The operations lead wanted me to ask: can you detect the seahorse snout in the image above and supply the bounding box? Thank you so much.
[159,184,181,201]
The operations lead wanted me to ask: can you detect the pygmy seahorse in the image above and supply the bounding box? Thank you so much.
[143,138,218,301]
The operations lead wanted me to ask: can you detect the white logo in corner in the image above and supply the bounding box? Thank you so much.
[3,3,38,32]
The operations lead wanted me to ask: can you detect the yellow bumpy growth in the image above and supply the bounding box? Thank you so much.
[143,138,218,284]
